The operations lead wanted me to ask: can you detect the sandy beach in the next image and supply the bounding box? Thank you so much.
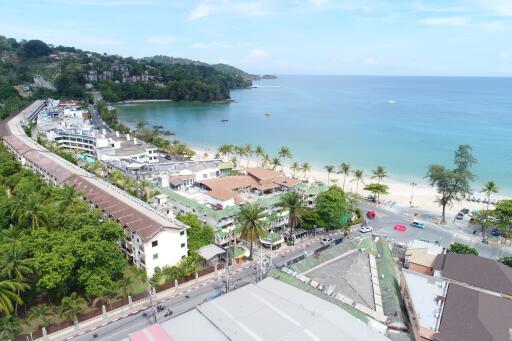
[192,146,508,220]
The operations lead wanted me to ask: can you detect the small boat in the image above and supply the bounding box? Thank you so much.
[264,112,271,117]
[163,130,175,135]
[153,125,163,129]
[221,119,229,123]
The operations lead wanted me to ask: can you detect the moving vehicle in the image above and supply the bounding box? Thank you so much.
[455,212,464,220]
[459,208,469,215]
[320,237,334,246]
[359,225,373,233]
[366,210,376,219]
[411,220,425,229]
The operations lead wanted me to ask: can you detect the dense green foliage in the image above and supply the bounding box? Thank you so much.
[494,200,512,237]
[237,203,266,258]
[448,242,478,255]
[0,144,127,324]
[176,213,214,252]
[499,257,512,268]
[314,186,349,230]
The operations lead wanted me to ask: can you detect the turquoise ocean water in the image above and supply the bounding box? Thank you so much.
[116,75,512,194]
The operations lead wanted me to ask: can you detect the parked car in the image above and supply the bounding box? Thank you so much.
[491,228,501,237]
[366,210,376,219]
[394,224,407,232]
[411,220,425,229]
[456,212,464,220]
[359,225,373,233]
[320,237,334,246]
[459,208,469,215]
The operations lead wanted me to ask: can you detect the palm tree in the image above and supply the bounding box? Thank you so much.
[243,144,253,167]
[481,180,499,211]
[276,192,306,241]
[0,315,21,341]
[351,169,364,194]
[290,162,300,178]
[0,279,28,315]
[338,163,351,191]
[278,146,292,168]
[254,145,265,165]
[237,203,266,258]
[19,194,49,230]
[234,145,246,166]
[324,165,335,184]
[29,304,52,329]
[117,275,134,299]
[372,165,388,184]
[301,162,311,178]
[270,157,281,171]
[56,185,83,211]
[0,248,34,314]
[92,288,116,308]
[59,292,86,326]
[261,154,271,168]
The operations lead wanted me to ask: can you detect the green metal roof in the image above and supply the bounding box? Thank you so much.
[218,162,234,170]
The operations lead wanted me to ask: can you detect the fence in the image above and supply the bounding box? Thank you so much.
[15,264,220,341]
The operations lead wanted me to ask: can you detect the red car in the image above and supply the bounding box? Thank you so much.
[394,224,407,232]
[366,211,376,219]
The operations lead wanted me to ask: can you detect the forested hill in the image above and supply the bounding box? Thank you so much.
[0,35,253,118]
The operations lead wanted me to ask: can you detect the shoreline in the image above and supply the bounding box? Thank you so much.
[191,144,509,219]
[117,99,174,104]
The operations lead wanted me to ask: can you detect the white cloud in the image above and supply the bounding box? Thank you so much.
[474,0,512,17]
[499,51,511,59]
[420,16,471,26]
[309,0,329,7]
[146,35,180,45]
[188,2,216,20]
[248,48,270,58]
[49,0,154,6]
[187,0,273,20]
[364,57,378,65]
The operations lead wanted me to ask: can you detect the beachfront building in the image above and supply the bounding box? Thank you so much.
[1,101,188,277]
[403,240,444,276]
[156,167,327,246]
[401,251,512,341]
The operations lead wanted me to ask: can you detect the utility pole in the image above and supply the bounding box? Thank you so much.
[146,283,157,324]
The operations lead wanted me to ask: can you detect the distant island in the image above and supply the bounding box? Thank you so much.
[0,36,275,119]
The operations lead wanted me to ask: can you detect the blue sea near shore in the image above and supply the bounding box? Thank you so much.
[115,75,512,194]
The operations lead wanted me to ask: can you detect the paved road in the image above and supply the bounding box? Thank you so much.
[69,201,511,341]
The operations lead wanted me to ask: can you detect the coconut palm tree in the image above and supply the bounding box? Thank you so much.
[276,192,306,241]
[29,304,52,329]
[270,157,281,171]
[350,169,364,194]
[278,146,292,169]
[481,180,499,211]
[324,165,335,184]
[19,194,49,231]
[117,274,135,299]
[0,248,34,314]
[261,154,271,168]
[338,163,351,191]
[243,144,253,167]
[0,279,28,315]
[301,162,311,178]
[290,162,300,178]
[254,145,265,165]
[59,292,86,326]
[56,185,83,211]
[0,315,21,341]
[372,165,388,184]
[234,145,246,166]
[237,203,266,258]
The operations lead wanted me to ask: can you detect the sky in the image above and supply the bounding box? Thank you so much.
[0,0,511,76]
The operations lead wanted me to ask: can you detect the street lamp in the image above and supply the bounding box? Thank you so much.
[409,182,417,207]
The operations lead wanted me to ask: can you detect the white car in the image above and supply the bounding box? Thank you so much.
[320,237,334,246]
[359,225,373,233]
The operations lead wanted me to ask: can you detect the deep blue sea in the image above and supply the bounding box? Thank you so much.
[116,75,512,194]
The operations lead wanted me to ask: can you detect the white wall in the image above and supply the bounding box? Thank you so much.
[144,228,188,277]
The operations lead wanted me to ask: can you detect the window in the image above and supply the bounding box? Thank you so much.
[153,253,158,260]
[181,243,186,248]
[203,174,207,179]
[152,240,158,247]
[180,230,185,236]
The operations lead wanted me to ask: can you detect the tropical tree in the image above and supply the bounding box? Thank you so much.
[338,163,351,191]
[0,248,34,314]
[56,185,83,211]
[315,186,348,232]
[278,146,292,168]
[19,193,49,230]
[449,242,478,255]
[29,304,53,329]
[495,200,512,238]
[481,180,499,211]
[301,162,311,178]
[136,120,146,130]
[0,279,28,315]
[117,274,135,299]
[243,144,253,167]
[324,165,335,184]
[372,165,388,184]
[276,192,306,240]
[254,145,265,165]
[237,203,266,258]
[59,292,86,325]
[345,192,362,212]
[270,157,281,171]
[363,183,389,202]
[426,144,477,223]
[0,315,21,341]
[261,154,271,168]
[218,144,233,160]
[350,169,364,194]
[290,161,300,178]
